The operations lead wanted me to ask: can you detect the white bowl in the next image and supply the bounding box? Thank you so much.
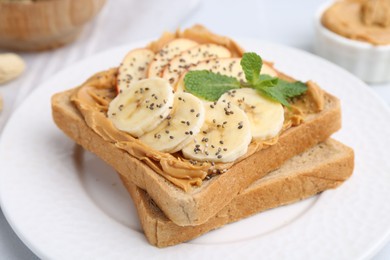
[314,1,390,83]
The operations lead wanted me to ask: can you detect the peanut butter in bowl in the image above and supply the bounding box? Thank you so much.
[315,0,390,83]
[321,0,390,45]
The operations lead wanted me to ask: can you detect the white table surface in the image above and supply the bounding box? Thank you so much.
[1,0,389,259]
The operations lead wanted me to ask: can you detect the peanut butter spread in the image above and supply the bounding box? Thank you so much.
[70,26,325,191]
[322,0,390,45]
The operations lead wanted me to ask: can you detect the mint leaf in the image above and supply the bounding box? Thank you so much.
[274,79,307,98]
[258,75,307,98]
[184,70,240,101]
[240,52,262,84]
[253,76,307,107]
[257,74,279,87]
[255,87,291,107]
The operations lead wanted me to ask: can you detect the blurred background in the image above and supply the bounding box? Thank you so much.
[1,0,389,130]
[0,0,389,259]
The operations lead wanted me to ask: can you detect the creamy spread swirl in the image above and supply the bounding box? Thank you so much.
[322,0,390,45]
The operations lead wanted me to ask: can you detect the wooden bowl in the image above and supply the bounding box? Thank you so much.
[0,0,106,51]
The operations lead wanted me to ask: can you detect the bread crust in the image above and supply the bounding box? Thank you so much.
[121,139,354,247]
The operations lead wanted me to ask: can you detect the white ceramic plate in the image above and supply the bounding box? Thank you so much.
[1,40,390,259]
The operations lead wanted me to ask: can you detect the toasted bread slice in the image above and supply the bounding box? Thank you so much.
[121,139,354,247]
[52,84,341,226]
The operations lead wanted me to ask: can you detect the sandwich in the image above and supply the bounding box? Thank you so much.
[51,25,348,230]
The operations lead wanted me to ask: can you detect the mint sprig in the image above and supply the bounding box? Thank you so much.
[183,52,307,107]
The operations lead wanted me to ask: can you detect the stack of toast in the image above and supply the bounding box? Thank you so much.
[51,25,354,247]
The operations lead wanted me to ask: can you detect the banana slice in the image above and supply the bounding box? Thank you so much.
[161,44,231,86]
[147,39,198,78]
[182,101,252,163]
[139,92,205,153]
[220,88,284,140]
[189,57,245,80]
[117,49,155,92]
[176,58,278,91]
[108,78,174,137]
